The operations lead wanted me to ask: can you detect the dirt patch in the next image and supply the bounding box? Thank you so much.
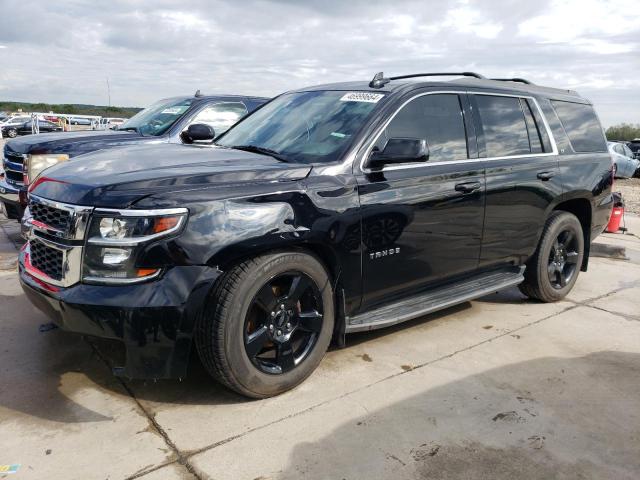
[616,177,640,214]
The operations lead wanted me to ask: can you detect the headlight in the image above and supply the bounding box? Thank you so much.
[82,208,188,284]
[26,154,69,183]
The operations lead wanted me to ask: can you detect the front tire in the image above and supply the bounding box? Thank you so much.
[6,128,17,138]
[196,251,334,398]
[519,211,584,302]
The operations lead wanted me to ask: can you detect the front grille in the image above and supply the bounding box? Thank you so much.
[3,149,25,186]
[4,169,23,183]
[5,150,25,166]
[30,239,64,280]
[30,201,71,231]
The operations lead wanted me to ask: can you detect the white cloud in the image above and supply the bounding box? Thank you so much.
[0,0,637,126]
[518,0,640,43]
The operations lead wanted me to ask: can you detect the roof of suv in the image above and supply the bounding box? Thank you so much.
[298,73,584,102]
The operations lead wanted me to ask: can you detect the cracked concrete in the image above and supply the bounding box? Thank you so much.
[0,213,638,480]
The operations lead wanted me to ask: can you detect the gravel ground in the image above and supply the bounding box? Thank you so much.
[615,177,640,214]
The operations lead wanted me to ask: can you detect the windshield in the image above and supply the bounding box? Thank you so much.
[216,91,385,164]
[118,98,194,136]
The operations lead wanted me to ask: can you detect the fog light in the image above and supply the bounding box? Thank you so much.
[102,247,131,265]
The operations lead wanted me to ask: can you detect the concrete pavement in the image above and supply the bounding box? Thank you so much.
[0,214,639,479]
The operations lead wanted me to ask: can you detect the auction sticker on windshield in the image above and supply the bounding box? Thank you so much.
[340,92,385,103]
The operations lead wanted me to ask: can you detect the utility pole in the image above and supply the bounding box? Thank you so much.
[106,77,111,115]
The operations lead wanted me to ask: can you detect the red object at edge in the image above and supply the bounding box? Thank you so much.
[606,206,624,233]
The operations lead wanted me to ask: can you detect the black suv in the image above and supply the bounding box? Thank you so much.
[0,93,267,220]
[19,72,613,398]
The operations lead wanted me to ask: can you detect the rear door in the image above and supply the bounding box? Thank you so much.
[470,93,562,269]
[355,91,485,310]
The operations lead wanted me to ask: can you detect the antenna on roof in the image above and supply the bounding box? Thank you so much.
[194,89,203,97]
[369,72,391,89]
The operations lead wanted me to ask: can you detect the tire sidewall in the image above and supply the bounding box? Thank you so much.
[536,214,584,301]
[222,252,334,397]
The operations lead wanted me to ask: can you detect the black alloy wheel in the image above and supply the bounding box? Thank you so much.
[547,229,580,289]
[244,272,324,374]
[519,211,584,302]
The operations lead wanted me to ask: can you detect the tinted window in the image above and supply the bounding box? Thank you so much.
[374,94,468,162]
[551,100,607,153]
[521,99,544,153]
[475,95,530,157]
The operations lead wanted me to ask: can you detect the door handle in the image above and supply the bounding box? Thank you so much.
[454,181,481,193]
[537,171,556,181]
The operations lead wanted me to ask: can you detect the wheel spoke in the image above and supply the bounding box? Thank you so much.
[547,262,557,282]
[245,326,270,358]
[254,283,278,313]
[553,239,561,252]
[565,251,579,264]
[561,230,574,248]
[276,341,295,372]
[287,274,312,304]
[296,310,323,333]
[558,270,567,288]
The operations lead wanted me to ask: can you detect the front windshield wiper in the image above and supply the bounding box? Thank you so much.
[118,126,139,134]
[228,145,290,163]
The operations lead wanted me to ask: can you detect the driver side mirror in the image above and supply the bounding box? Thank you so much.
[367,138,429,169]
[183,123,215,143]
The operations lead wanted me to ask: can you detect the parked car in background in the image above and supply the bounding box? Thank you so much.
[96,117,127,130]
[16,120,64,136]
[626,138,640,160]
[69,117,92,126]
[608,141,640,178]
[0,112,8,122]
[0,93,268,220]
[18,72,613,398]
[0,115,32,138]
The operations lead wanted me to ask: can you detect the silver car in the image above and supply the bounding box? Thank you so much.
[608,141,640,178]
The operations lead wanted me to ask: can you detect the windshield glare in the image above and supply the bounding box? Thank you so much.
[216,91,385,164]
[119,98,193,136]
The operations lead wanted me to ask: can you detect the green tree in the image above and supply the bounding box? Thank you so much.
[606,123,640,142]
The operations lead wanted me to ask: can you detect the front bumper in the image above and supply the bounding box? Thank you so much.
[19,260,221,379]
[0,177,24,220]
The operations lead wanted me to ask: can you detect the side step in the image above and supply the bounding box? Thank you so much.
[345,267,525,333]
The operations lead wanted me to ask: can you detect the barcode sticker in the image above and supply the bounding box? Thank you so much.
[340,92,385,103]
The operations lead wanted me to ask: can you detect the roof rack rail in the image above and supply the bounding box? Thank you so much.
[369,71,486,89]
[490,78,534,85]
[390,72,486,80]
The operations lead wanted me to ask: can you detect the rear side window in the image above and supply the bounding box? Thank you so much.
[521,99,544,153]
[474,95,531,157]
[550,100,607,153]
[374,93,468,163]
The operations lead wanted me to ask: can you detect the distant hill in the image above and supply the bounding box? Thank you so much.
[0,101,142,118]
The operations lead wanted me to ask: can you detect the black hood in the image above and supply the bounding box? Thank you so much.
[29,144,312,207]
[4,129,145,156]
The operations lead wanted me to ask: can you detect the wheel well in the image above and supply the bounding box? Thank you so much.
[553,198,592,271]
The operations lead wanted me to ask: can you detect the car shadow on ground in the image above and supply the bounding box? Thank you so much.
[0,286,532,422]
[275,351,640,480]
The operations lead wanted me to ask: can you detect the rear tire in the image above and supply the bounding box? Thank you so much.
[7,128,17,138]
[196,251,334,398]
[519,211,584,302]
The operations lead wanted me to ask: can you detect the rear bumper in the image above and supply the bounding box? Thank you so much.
[0,178,24,220]
[19,263,221,379]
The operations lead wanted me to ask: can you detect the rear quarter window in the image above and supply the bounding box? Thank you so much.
[550,100,607,153]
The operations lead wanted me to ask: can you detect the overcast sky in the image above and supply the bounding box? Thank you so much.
[0,0,638,126]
